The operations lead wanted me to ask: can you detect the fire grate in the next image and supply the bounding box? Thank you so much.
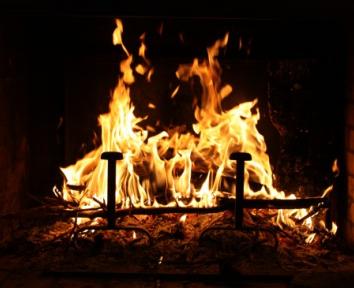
[65,151,333,242]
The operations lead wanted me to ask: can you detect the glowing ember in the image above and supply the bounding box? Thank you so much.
[170,85,180,99]
[58,19,337,236]
[179,214,187,223]
[331,222,338,235]
[305,233,316,244]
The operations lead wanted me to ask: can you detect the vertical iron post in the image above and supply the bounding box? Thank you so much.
[230,152,252,229]
[101,152,123,229]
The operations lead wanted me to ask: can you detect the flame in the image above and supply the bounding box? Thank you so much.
[113,19,129,56]
[58,19,337,238]
[132,230,137,239]
[179,214,187,223]
[238,37,243,50]
[134,32,152,80]
[138,33,148,62]
[171,86,180,99]
[147,68,154,82]
[135,64,147,75]
[331,222,338,235]
[332,159,339,177]
[305,233,316,244]
[148,103,156,109]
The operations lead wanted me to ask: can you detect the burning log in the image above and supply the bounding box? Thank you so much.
[46,147,332,235]
[44,205,229,220]
[220,197,329,210]
[46,146,331,232]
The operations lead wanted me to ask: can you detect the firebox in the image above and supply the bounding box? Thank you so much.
[1,2,354,287]
[58,17,344,236]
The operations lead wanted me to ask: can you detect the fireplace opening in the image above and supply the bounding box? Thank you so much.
[58,17,344,234]
[1,5,354,287]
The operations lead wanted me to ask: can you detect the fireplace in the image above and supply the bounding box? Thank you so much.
[1,2,354,287]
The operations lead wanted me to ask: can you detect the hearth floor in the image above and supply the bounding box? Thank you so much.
[1,214,354,287]
[0,253,354,288]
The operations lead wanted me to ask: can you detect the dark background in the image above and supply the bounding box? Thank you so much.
[0,0,352,213]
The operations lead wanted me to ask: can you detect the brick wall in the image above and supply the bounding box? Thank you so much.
[345,19,354,247]
[0,18,29,215]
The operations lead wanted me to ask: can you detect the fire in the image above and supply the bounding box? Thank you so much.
[58,19,336,235]
[332,159,340,177]
[170,86,180,99]
[331,222,338,235]
[112,18,129,56]
[305,233,316,244]
[179,214,187,223]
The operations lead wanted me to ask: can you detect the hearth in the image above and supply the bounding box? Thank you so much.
[1,3,354,287]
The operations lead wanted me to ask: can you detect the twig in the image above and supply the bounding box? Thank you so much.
[93,197,107,210]
[293,207,320,225]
